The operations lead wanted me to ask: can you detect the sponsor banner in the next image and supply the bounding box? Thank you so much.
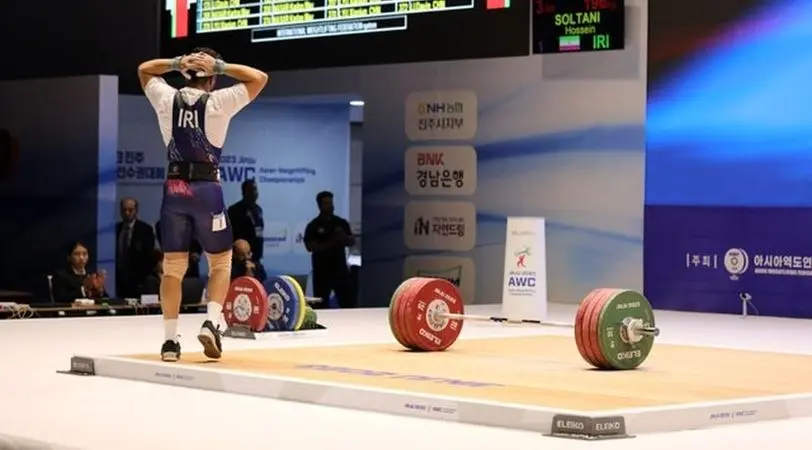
[263,221,291,254]
[404,146,477,196]
[644,206,812,317]
[404,90,478,141]
[501,217,548,320]
[403,201,477,251]
[292,222,309,255]
[403,256,476,304]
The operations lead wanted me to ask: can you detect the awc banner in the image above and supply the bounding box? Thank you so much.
[644,206,812,318]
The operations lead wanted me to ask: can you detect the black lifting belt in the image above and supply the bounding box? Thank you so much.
[166,161,219,182]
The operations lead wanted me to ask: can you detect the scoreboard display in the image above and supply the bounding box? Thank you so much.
[161,0,530,71]
[533,0,625,53]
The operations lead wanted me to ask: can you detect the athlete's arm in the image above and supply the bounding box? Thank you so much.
[222,64,268,101]
[138,58,182,92]
[186,53,269,101]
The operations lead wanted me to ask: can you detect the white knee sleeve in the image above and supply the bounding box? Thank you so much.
[163,253,189,281]
[206,250,232,276]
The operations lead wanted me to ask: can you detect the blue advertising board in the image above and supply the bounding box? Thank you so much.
[644,206,812,318]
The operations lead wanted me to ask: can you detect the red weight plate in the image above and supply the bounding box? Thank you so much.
[585,289,617,369]
[389,278,420,349]
[574,289,602,367]
[223,276,269,331]
[402,278,464,352]
[396,278,432,350]
[578,289,614,368]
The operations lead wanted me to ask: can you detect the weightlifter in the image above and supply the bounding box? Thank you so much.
[138,48,268,361]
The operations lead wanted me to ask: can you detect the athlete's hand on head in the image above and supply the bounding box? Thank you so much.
[177,54,198,79]
[185,52,218,77]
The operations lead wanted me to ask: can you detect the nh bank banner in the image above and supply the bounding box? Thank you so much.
[117,95,350,276]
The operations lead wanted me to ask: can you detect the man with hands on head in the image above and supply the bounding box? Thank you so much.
[137,48,268,362]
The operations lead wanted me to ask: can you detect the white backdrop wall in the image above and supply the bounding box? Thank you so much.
[117,95,351,276]
[261,0,647,307]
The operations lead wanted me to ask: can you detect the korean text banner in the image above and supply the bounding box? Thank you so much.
[644,205,812,318]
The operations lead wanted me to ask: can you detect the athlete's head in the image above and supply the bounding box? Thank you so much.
[187,47,222,92]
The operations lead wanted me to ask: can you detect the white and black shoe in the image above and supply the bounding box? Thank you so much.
[161,339,181,362]
[197,320,222,360]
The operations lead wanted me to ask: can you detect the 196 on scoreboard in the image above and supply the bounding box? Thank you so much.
[532,0,625,54]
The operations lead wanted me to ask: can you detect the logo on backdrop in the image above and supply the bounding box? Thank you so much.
[117,150,166,185]
[403,146,477,196]
[291,222,309,255]
[404,201,477,251]
[263,222,291,254]
[218,154,317,185]
[404,91,478,141]
[723,248,749,280]
[515,246,530,269]
[686,248,812,280]
[506,246,537,296]
[404,256,476,304]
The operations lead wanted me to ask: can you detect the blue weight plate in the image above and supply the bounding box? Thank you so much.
[262,276,303,331]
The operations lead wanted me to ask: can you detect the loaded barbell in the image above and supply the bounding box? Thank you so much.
[388,277,660,370]
[223,275,321,332]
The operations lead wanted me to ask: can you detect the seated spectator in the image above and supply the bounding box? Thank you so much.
[155,219,201,278]
[231,239,267,282]
[52,242,109,302]
[140,249,164,296]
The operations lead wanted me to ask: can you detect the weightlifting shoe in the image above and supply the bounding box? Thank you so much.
[197,320,222,360]
[161,339,181,362]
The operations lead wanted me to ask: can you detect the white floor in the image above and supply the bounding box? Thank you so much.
[2,304,812,450]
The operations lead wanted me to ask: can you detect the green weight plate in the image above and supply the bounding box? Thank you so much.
[301,306,318,329]
[598,290,656,370]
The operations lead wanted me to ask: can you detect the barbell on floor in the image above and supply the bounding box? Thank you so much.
[388,277,660,370]
[222,276,321,332]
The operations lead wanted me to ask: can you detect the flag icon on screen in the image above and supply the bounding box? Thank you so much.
[559,36,580,51]
[487,0,510,9]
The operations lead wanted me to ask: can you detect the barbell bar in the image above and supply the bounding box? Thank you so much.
[389,277,660,370]
[433,311,660,337]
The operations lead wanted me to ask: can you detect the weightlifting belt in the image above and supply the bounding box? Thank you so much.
[166,161,219,182]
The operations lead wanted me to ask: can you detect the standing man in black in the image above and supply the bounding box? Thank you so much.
[116,198,156,298]
[304,191,355,309]
[228,179,264,262]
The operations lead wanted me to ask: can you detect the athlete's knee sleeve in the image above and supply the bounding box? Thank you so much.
[206,250,232,275]
[162,252,189,281]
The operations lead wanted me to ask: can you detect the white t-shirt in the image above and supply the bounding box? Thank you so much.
[144,77,251,148]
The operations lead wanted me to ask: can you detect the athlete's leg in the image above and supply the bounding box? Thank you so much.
[158,208,192,361]
[193,205,233,359]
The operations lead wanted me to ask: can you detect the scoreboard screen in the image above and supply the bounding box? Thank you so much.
[161,0,530,71]
[533,0,625,53]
